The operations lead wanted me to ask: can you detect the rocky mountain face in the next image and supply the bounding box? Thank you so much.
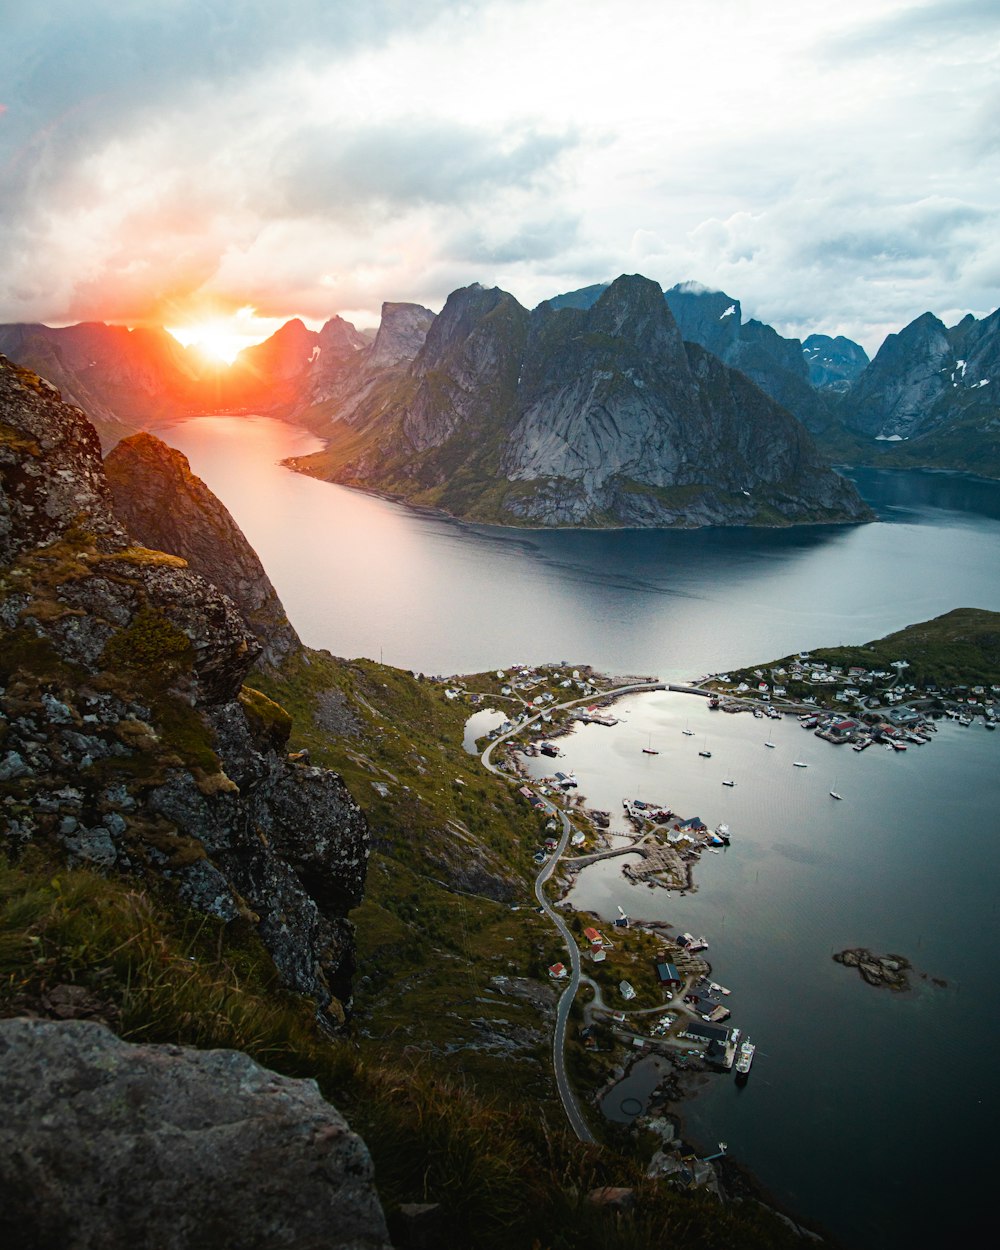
[662,283,835,434]
[802,334,870,392]
[290,275,870,528]
[294,301,436,431]
[829,306,1000,475]
[104,432,300,669]
[537,280,842,435]
[0,354,368,1015]
[0,1018,391,1250]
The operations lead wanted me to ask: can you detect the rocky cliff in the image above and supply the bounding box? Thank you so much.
[289,275,870,528]
[105,432,300,668]
[834,306,1000,475]
[0,354,368,1015]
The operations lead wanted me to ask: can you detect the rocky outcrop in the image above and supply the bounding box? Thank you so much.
[105,432,300,668]
[0,1017,391,1250]
[0,354,368,1013]
[833,948,912,991]
[367,302,436,371]
[290,275,870,528]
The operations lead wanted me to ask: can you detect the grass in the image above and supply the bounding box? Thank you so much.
[0,852,806,1250]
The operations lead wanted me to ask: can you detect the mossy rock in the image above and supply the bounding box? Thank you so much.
[102,607,192,676]
[239,686,293,750]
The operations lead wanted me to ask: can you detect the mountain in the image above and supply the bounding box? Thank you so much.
[0,353,368,1015]
[291,301,436,430]
[0,321,201,447]
[834,306,1000,474]
[105,432,301,668]
[802,334,870,392]
[0,350,822,1250]
[539,280,839,435]
[662,283,835,434]
[289,274,870,528]
[0,314,371,445]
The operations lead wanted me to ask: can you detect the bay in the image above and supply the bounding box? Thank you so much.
[150,415,1000,1248]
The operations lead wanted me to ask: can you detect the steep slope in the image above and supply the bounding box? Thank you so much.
[287,301,436,433]
[104,432,300,668]
[663,283,834,434]
[0,354,368,1015]
[834,306,1000,475]
[289,275,870,528]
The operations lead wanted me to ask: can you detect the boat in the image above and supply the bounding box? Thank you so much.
[793,761,808,768]
[891,741,908,751]
[680,932,709,952]
[682,719,695,736]
[642,733,659,755]
[765,728,775,748]
[830,790,842,800]
[735,1038,756,1077]
[699,749,712,758]
[722,779,735,787]
[715,823,730,842]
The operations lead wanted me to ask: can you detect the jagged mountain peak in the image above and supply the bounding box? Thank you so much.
[587,274,684,352]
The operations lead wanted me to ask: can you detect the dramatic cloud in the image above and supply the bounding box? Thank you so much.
[1,0,997,351]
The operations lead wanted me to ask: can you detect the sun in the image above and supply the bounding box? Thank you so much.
[166,320,249,365]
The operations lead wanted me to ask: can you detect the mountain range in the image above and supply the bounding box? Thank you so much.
[288,274,868,527]
[2,275,997,509]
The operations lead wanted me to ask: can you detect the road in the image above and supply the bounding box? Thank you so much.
[479,679,669,1143]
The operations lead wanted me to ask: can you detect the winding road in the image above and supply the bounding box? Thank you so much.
[479,679,671,1142]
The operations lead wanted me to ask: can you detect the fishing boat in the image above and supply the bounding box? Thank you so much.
[735,1037,756,1078]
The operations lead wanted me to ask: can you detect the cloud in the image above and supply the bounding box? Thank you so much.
[0,0,996,351]
[268,121,577,219]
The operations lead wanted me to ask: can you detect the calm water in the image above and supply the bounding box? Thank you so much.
[150,416,1000,1249]
[150,417,1000,678]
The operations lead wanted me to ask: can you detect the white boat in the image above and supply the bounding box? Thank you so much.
[735,1038,756,1076]
[715,823,730,842]
[830,790,842,800]
[765,740,776,748]
[793,761,808,768]
[722,779,736,787]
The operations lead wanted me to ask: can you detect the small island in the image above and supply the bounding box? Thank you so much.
[833,948,912,991]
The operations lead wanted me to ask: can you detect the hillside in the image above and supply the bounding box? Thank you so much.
[0,354,813,1248]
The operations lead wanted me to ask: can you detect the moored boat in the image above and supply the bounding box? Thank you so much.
[735,1037,755,1077]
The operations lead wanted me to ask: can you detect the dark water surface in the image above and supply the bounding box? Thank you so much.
[153,417,1000,1248]
[152,418,1000,678]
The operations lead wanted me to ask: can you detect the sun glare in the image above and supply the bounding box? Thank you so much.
[166,321,252,365]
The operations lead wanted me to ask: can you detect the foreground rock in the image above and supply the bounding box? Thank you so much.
[0,1018,391,1250]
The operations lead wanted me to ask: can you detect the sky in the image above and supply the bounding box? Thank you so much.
[1,0,998,357]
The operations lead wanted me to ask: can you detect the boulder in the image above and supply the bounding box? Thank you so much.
[0,1018,391,1250]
